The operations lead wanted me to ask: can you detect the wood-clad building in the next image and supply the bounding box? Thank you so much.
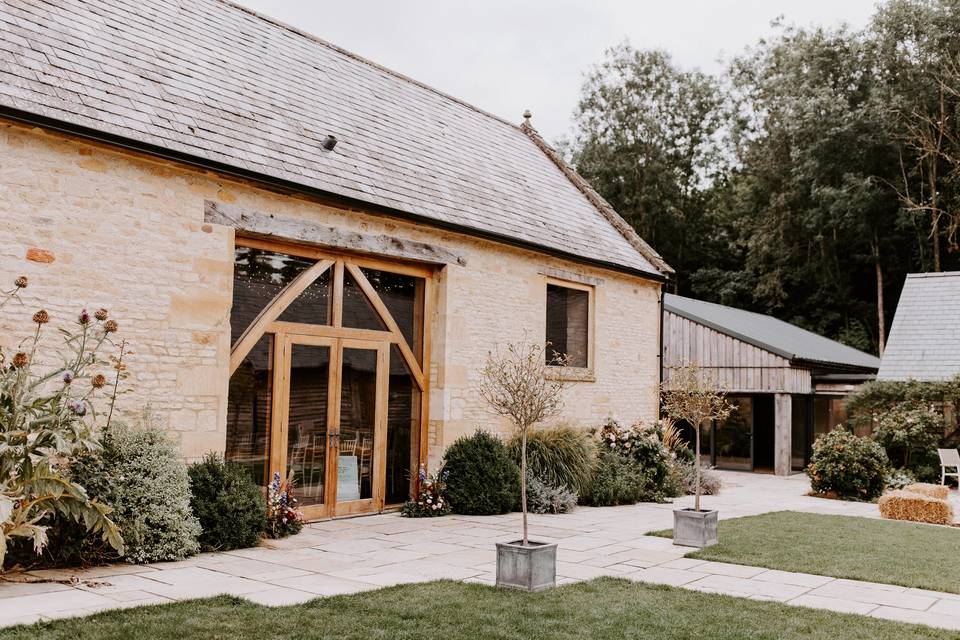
[663,294,880,476]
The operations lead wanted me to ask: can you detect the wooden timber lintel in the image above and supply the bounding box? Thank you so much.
[205,200,466,267]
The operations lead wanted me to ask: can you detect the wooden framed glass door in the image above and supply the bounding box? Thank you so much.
[274,334,388,520]
[226,239,432,520]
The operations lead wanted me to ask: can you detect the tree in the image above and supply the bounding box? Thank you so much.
[477,342,566,545]
[565,45,728,291]
[660,364,733,512]
[872,0,960,271]
[721,22,910,354]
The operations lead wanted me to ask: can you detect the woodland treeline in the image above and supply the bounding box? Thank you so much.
[564,0,960,355]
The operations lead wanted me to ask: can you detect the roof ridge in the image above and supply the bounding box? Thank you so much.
[666,293,780,323]
[220,0,522,132]
[664,294,880,368]
[906,271,960,279]
[519,121,674,276]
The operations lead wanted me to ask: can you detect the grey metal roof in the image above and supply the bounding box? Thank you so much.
[0,0,667,278]
[664,294,881,371]
[877,272,960,381]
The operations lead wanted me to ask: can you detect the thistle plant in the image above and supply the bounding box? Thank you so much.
[660,364,733,512]
[478,341,566,546]
[0,277,124,568]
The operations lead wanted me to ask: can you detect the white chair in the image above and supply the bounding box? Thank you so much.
[938,448,960,486]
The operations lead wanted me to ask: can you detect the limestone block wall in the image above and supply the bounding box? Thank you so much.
[0,120,662,465]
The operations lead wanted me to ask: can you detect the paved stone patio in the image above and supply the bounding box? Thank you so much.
[1,471,958,631]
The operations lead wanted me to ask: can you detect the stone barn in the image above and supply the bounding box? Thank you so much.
[0,0,671,518]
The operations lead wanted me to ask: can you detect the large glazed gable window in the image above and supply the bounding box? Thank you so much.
[545,280,592,369]
[226,238,433,520]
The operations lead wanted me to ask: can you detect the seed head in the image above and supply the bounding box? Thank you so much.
[11,352,28,368]
[13,276,27,289]
[91,374,107,389]
[94,308,108,321]
[32,309,49,325]
[104,320,119,333]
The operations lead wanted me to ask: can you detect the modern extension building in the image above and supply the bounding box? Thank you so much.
[663,294,880,476]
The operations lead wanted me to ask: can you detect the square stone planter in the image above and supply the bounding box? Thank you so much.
[495,540,557,592]
[673,508,718,548]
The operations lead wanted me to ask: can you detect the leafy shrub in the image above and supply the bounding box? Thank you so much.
[0,279,123,568]
[886,468,916,490]
[70,418,201,564]
[188,454,266,551]
[265,471,304,539]
[807,428,890,501]
[846,377,959,433]
[442,430,520,515]
[401,467,451,517]
[525,473,577,514]
[507,425,596,494]
[580,451,647,506]
[872,403,942,481]
[595,419,682,502]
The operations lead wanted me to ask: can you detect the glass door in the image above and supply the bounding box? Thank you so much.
[275,334,387,519]
[332,340,388,516]
[714,396,754,471]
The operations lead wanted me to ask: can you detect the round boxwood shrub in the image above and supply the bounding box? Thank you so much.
[807,428,890,501]
[442,430,520,515]
[188,454,267,551]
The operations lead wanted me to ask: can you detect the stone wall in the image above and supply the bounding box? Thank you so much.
[0,120,662,465]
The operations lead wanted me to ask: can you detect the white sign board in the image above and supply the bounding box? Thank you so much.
[337,455,361,502]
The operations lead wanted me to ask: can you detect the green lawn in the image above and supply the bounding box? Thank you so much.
[0,578,947,639]
[652,511,960,593]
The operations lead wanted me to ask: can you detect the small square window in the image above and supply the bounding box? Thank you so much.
[545,282,591,368]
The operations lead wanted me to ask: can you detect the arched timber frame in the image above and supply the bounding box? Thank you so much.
[229,236,434,503]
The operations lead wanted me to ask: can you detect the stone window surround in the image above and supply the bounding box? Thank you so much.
[543,274,596,383]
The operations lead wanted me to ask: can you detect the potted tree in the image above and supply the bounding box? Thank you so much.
[661,363,732,548]
[478,341,566,592]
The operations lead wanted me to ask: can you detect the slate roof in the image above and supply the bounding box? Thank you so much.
[664,294,881,372]
[0,0,668,279]
[877,272,960,381]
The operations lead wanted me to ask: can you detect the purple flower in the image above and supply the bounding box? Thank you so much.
[79,309,91,325]
[62,371,74,385]
[67,400,86,416]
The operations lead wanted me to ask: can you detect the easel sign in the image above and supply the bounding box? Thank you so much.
[337,455,361,501]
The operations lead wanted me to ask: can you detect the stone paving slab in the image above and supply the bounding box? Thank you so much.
[1,471,959,632]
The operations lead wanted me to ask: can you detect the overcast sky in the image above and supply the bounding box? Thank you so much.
[236,0,878,142]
